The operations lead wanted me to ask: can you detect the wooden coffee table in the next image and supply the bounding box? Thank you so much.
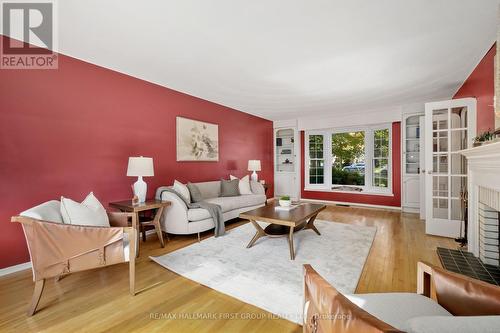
[239,203,326,260]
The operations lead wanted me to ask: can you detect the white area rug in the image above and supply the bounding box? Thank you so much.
[151,220,376,324]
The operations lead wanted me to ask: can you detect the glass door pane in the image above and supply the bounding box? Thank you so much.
[430,106,469,222]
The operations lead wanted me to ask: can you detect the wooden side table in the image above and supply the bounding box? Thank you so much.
[262,183,270,205]
[109,199,170,256]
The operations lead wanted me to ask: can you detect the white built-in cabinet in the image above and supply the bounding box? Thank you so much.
[274,126,300,200]
[402,113,425,214]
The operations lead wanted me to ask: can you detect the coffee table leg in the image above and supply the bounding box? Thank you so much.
[288,226,295,260]
[247,220,266,248]
[305,213,321,235]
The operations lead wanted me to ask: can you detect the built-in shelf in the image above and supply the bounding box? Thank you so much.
[276,128,295,174]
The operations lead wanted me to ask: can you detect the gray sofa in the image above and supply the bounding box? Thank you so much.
[155,180,266,237]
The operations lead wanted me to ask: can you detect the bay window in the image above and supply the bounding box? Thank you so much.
[305,124,392,194]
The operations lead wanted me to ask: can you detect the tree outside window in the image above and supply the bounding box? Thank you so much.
[332,131,365,186]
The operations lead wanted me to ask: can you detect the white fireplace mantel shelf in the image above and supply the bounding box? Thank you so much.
[460,141,500,258]
[460,141,500,160]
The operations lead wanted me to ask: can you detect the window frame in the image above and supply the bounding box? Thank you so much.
[304,124,392,195]
[305,131,328,190]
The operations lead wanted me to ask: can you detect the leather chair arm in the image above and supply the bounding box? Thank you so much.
[303,264,402,333]
[418,261,500,316]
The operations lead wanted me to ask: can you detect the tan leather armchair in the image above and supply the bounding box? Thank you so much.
[303,262,500,333]
[12,203,137,316]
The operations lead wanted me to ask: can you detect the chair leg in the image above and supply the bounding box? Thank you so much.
[28,279,45,316]
[129,232,136,296]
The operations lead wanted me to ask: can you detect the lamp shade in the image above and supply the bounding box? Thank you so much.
[127,156,154,177]
[247,160,261,172]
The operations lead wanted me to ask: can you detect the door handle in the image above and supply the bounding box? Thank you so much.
[421,169,426,174]
[427,170,432,174]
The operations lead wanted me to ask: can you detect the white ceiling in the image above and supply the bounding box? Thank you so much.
[4,0,499,121]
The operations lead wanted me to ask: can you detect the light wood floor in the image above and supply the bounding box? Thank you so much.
[0,205,456,333]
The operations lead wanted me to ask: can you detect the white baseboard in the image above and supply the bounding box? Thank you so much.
[0,261,32,277]
[402,206,420,213]
[300,198,401,211]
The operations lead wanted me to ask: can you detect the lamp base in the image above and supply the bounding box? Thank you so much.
[132,176,147,203]
[250,171,258,182]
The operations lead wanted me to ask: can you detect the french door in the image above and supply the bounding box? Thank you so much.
[425,98,476,237]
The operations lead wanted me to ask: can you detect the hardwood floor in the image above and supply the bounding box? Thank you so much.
[0,205,457,333]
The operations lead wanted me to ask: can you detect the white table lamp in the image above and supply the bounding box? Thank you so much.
[248,160,261,182]
[127,156,154,203]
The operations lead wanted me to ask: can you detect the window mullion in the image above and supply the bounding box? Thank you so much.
[365,129,373,190]
[325,132,332,189]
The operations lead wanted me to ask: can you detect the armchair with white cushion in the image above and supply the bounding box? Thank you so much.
[12,199,137,316]
[303,261,500,333]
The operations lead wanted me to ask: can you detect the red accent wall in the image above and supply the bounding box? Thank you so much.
[0,35,273,269]
[453,44,496,133]
[300,122,401,207]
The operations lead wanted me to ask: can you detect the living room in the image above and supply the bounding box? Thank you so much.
[1,1,500,332]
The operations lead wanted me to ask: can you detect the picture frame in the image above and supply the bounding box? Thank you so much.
[176,117,219,161]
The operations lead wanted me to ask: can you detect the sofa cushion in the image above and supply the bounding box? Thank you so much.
[20,200,63,223]
[187,183,204,203]
[206,194,266,213]
[250,180,265,194]
[192,181,221,199]
[405,316,500,333]
[187,194,266,221]
[220,179,240,197]
[187,208,212,222]
[345,293,451,332]
[230,175,253,195]
[60,192,110,227]
[173,180,190,203]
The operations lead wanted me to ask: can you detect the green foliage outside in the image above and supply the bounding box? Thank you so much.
[332,131,365,185]
[331,167,365,185]
[331,132,365,169]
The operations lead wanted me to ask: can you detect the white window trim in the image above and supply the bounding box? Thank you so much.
[305,130,329,190]
[304,124,393,196]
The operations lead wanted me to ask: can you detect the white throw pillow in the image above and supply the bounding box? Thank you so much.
[60,192,110,227]
[173,180,191,202]
[230,175,252,195]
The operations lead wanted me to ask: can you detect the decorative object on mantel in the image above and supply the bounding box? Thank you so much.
[176,116,219,161]
[127,156,154,203]
[473,129,496,147]
[248,159,261,181]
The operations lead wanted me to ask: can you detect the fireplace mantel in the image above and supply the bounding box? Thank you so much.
[461,141,500,257]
